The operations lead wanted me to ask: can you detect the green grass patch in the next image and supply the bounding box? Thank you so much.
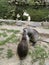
[0,32,7,37]
[29,45,48,63]
[0,34,15,45]
[0,29,20,45]
[0,33,19,45]
[7,49,14,58]
[9,37,19,43]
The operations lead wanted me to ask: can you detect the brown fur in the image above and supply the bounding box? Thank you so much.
[17,32,28,60]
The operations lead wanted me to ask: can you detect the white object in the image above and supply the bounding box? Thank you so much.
[28,16,31,21]
[23,12,29,16]
[17,14,20,18]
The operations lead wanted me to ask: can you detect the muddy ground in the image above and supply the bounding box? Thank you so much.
[0,24,49,65]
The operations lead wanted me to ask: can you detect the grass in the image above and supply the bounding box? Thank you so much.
[0,32,7,37]
[0,33,19,45]
[29,45,48,64]
[7,49,14,58]
[8,36,20,43]
[39,59,45,65]
[0,34,15,45]
[0,29,20,34]
[0,29,20,45]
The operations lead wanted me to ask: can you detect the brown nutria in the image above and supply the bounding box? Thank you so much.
[17,30,29,60]
[23,28,39,46]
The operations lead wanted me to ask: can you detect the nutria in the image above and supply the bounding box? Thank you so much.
[17,30,29,60]
[23,28,39,46]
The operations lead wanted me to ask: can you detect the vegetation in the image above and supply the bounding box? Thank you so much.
[29,45,48,64]
[7,49,14,58]
[0,0,15,19]
[26,8,49,21]
[0,32,7,37]
[0,0,49,21]
[0,33,19,45]
[0,29,20,45]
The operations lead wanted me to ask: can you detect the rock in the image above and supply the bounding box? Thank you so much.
[28,22,41,27]
[16,21,24,26]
